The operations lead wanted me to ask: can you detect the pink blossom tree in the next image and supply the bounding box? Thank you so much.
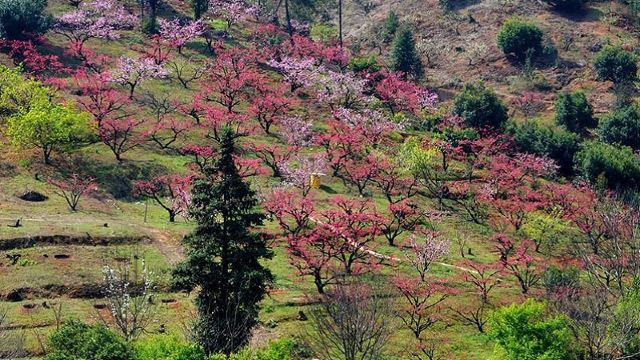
[133,175,192,222]
[279,154,327,196]
[49,173,99,211]
[110,57,169,99]
[99,117,146,162]
[54,0,137,61]
[158,18,206,55]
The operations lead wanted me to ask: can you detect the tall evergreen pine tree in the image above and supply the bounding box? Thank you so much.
[172,129,273,356]
[391,27,423,79]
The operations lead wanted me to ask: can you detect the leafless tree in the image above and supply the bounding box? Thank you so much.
[100,253,156,340]
[308,283,394,360]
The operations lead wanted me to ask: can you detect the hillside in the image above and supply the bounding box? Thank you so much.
[0,0,640,359]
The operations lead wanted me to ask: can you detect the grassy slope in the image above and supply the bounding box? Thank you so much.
[0,0,629,358]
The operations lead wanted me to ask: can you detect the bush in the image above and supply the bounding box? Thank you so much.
[488,300,575,360]
[575,141,640,190]
[599,105,640,150]
[453,82,508,129]
[46,320,134,360]
[209,338,305,360]
[555,91,595,134]
[310,24,338,44]
[348,55,380,73]
[497,18,544,60]
[0,0,50,39]
[508,120,580,175]
[390,26,423,79]
[383,11,399,42]
[134,335,204,360]
[544,0,585,11]
[593,45,638,84]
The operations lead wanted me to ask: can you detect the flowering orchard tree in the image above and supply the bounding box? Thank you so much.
[286,196,383,294]
[263,188,315,236]
[99,117,145,161]
[283,34,348,67]
[316,71,370,110]
[110,57,169,99]
[180,144,217,172]
[279,154,328,196]
[48,173,98,211]
[279,116,315,146]
[145,116,191,150]
[246,141,295,177]
[54,0,137,60]
[333,108,400,147]
[73,70,131,126]
[158,18,206,54]
[210,0,257,28]
[381,199,427,246]
[374,71,438,115]
[479,154,556,231]
[493,235,542,295]
[372,157,419,204]
[233,155,269,178]
[341,154,384,196]
[5,39,66,76]
[267,57,320,93]
[394,229,453,355]
[168,59,210,89]
[133,175,192,222]
[451,259,502,333]
[316,119,368,177]
[248,82,295,134]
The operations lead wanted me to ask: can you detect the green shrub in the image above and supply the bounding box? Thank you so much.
[310,24,338,44]
[209,338,304,360]
[383,11,399,42]
[134,335,204,360]
[508,120,580,174]
[390,26,423,79]
[489,300,575,360]
[575,141,640,189]
[453,82,508,129]
[0,0,50,39]
[47,320,134,360]
[555,91,595,134]
[348,55,380,73]
[599,105,640,150]
[542,266,580,296]
[497,18,544,60]
[593,45,638,84]
[544,0,585,11]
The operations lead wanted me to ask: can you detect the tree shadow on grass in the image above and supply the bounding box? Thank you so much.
[61,157,170,200]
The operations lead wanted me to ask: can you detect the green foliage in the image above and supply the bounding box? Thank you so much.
[140,15,158,35]
[348,55,380,73]
[310,23,338,44]
[497,18,544,60]
[541,266,580,295]
[172,129,273,356]
[0,0,50,39]
[209,338,304,360]
[134,335,204,360]
[46,320,134,360]
[453,82,508,129]
[0,65,48,118]
[488,300,575,360]
[390,26,423,79]
[555,91,595,134]
[508,120,580,174]
[521,212,576,251]
[191,0,208,19]
[544,0,584,11]
[382,11,399,42]
[611,281,640,355]
[7,100,93,164]
[575,141,640,190]
[598,105,640,150]
[593,46,638,84]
